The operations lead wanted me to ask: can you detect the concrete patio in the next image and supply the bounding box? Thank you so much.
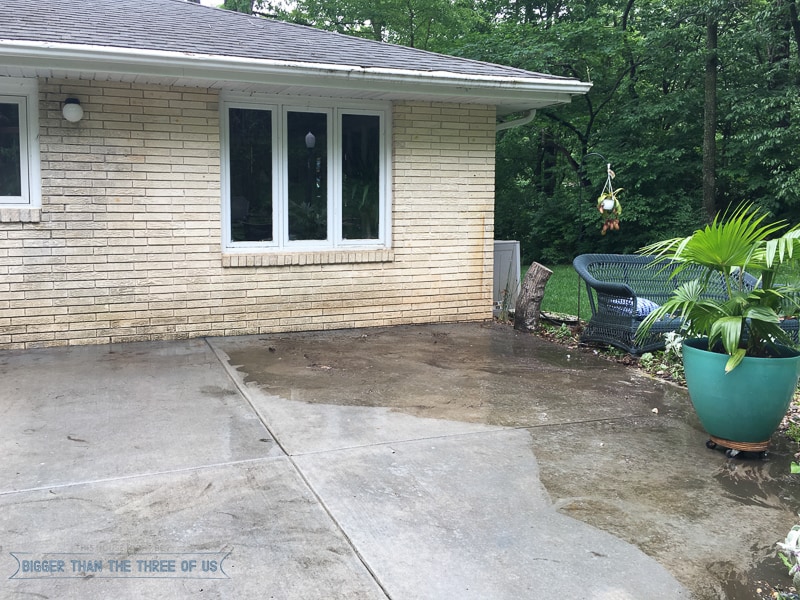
[1,322,798,599]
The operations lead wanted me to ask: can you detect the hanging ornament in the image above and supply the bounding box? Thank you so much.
[597,163,622,235]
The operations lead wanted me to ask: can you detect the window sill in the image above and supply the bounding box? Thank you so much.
[222,248,394,267]
[0,208,41,223]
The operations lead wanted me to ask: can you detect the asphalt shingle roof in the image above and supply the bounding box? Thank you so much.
[0,0,566,81]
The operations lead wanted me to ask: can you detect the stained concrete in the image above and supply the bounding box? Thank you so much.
[1,322,797,598]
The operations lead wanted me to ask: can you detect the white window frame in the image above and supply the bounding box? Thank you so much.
[221,100,280,250]
[334,108,390,249]
[0,78,40,208]
[221,93,392,253]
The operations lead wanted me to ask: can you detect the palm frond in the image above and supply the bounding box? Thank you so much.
[635,203,800,369]
[725,348,747,373]
[709,316,744,354]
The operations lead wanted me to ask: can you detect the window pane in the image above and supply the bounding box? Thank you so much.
[287,111,327,241]
[0,103,22,197]
[342,114,380,240]
[229,108,273,242]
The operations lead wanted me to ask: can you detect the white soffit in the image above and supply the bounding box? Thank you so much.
[0,40,592,115]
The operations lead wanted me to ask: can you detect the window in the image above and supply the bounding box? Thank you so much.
[222,96,390,251]
[0,78,40,207]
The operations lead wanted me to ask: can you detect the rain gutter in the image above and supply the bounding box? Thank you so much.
[496,109,537,132]
[0,40,593,104]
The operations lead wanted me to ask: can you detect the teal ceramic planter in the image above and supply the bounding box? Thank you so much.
[682,338,800,445]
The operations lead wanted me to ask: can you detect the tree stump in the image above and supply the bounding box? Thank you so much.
[514,262,553,332]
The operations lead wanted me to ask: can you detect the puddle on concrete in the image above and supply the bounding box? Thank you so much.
[709,438,800,598]
[223,322,677,429]
[713,440,800,508]
[712,442,800,598]
[528,416,800,600]
[719,553,794,600]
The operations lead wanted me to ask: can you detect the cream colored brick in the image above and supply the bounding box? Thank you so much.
[0,88,494,349]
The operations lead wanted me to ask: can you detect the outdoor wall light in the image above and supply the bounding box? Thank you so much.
[305,131,316,150]
[62,98,84,123]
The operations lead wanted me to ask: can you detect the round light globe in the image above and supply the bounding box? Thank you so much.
[62,99,84,123]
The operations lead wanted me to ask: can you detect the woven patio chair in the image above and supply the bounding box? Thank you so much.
[572,253,798,355]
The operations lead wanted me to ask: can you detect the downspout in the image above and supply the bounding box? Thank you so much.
[495,109,536,132]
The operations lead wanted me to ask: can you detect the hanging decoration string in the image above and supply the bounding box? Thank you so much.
[597,163,622,235]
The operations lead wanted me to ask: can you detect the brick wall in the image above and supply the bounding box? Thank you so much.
[0,79,496,349]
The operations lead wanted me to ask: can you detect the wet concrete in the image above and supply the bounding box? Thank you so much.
[1,322,797,598]
[221,322,672,428]
[216,322,800,599]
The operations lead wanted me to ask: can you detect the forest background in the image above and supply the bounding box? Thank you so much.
[218,0,800,266]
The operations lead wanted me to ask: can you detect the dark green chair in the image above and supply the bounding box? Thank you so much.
[573,253,799,355]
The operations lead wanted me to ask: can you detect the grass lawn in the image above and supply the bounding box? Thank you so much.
[536,261,800,323]
[538,264,593,321]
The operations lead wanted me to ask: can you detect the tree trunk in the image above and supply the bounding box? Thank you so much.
[514,263,553,332]
[789,1,800,63]
[536,130,558,196]
[702,12,718,222]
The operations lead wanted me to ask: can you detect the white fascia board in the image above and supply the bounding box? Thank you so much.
[0,40,592,107]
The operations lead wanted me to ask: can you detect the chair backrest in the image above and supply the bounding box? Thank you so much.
[577,254,756,305]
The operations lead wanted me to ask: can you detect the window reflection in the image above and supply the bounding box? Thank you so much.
[0,103,22,197]
[228,108,273,242]
[288,111,327,241]
[342,114,380,240]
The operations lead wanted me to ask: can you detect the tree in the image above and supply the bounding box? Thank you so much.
[470,0,799,262]
[221,0,285,18]
[699,1,794,227]
[703,9,718,222]
[283,0,486,49]
[456,1,708,261]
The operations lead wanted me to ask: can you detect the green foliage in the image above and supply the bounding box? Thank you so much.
[222,0,254,13]
[788,422,800,445]
[283,0,485,49]
[449,2,709,262]
[222,0,288,18]
[636,204,800,371]
[638,334,686,384]
[543,322,575,342]
[460,0,800,263]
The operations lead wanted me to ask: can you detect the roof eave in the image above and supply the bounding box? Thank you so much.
[0,40,592,112]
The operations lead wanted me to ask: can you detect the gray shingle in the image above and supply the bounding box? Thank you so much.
[0,0,568,81]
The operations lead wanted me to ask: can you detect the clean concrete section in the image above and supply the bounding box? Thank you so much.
[1,339,283,492]
[294,430,684,599]
[2,322,798,599]
[0,461,386,599]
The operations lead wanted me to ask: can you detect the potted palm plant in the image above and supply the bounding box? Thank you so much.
[636,203,800,457]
